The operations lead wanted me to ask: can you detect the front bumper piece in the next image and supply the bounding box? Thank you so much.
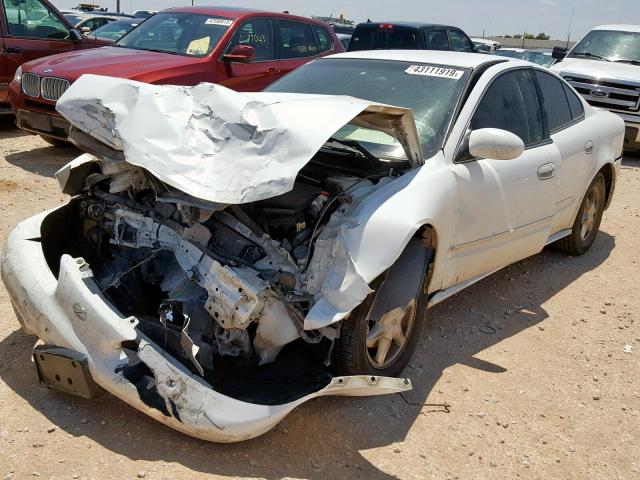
[1,211,411,443]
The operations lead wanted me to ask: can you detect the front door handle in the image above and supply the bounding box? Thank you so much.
[585,140,594,154]
[537,163,556,180]
[267,67,280,75]
[6,47,21,54]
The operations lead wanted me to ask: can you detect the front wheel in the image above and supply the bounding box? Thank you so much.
[557,173,606,255]
[334,268,429,378]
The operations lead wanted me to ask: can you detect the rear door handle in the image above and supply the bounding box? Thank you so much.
[6,47,21,54]
[585,140,594,154]
[537,163,556,180]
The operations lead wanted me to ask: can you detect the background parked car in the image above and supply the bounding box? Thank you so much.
[347,22,475,52]
[0,0,110,114]
[88,18,141,42]
[521,48,555,67]
[9,7,344,144]
[336,33,352,49]
[471,37,501,53]
[494,47,526,59]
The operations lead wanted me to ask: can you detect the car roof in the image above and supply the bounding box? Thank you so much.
[593,24,640,33]
[355,21,462,29]
[327,50,506,68]
[161,6,328,25]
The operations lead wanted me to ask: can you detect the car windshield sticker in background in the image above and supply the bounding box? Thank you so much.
[405,65,464,79]
[205,18,233,26]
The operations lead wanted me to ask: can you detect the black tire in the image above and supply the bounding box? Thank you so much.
[334,271,429,378]
[40,135,71,147]
[557,173,606,255]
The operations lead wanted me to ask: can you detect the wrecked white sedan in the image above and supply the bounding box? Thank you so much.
[1,51,624,442]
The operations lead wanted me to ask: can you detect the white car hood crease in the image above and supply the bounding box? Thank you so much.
[56,74,423,204]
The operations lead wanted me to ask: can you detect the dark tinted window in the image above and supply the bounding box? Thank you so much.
[313,25,332,52]
[472,69,546,146]
[279,20,318,59]
[3,0,70,39]
[426,29,449,50]
[534,71,573,132]
[563,83,585,120]
[448,29,473,52]
[226,18,274,61]
[348,25,418,51]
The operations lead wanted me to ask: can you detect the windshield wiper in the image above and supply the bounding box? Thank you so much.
[323,137,379,164]
[613,58,640,66]
[570,52,611,61]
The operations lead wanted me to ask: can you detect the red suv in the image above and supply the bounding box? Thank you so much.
[9,7,344,144]
[0,0,108,114]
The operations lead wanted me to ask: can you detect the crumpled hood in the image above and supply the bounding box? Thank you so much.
[552,57,640,83]
[56,74,423,204]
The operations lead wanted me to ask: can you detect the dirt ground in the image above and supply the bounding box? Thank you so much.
[0,115,638,480]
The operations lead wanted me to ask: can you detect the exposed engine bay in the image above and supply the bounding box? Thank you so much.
[44,145,410,403]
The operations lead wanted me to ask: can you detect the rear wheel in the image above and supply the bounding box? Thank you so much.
[334,270,428,378]
[39,135,71,148]
[557,173,606,255]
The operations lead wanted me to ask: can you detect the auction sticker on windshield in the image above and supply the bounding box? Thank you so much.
[205,18,233,26]
[405,65,464,79]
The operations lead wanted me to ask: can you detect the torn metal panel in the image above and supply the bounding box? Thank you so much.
[56,74,422,204]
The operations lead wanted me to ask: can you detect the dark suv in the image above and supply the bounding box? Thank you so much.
[348,22,475,53]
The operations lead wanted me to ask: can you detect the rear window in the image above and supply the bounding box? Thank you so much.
[348,25,418,51]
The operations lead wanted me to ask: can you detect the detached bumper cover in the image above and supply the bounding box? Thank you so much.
[1,211,411,443]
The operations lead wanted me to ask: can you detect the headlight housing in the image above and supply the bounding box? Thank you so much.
[13,66,22,85]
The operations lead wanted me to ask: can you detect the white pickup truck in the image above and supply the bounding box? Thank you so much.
[551,25,640,151]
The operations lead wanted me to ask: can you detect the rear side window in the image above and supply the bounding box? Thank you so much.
[349,26,418,51]
[472,69,546,147]
[448,29,473,52]
[426,29,449,50]
[313,25,332,52]
[563,83,585,120]
[534,70,573,132]
[278,20,318,59]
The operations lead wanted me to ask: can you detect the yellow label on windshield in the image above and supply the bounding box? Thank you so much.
[186,36,210,56]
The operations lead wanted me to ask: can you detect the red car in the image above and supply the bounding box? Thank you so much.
[9,7,344,144]
[0,0,109,114]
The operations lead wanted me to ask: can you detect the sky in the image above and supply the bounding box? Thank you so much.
[51,0,638,40]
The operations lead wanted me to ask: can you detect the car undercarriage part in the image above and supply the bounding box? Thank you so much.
[42,144,412,404]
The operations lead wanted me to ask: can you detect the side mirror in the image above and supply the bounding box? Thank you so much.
[223,44,255,63]
[69,28,83,42]
[468,128,524,160]
[552,46,567,60]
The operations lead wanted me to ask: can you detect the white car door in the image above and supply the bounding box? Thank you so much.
[533,70,597,233]
[443,68,560,289]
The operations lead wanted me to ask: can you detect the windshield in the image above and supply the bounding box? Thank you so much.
[115,12,232,57]
[93,19,139,40]
[266,58,470,159]
[348,26,419,51]
[521,50,554,67]
[495,49,523,59]
[64,14,85,25]
[569,30,640,63]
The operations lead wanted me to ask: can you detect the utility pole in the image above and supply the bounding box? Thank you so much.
[566,4,576,48]
[116,0,121,13]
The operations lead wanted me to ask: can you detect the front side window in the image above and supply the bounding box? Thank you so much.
[267,58,470,159]
[534,70,573,132]
[279,20,318,59]
[569,30,640,63]
[448,30,473,52]
[313,25,332,52]
[472,69,546,146]
[116,12,232,57]
[426,29,449,50]
[225,18,274,61]
[2,0,70,39]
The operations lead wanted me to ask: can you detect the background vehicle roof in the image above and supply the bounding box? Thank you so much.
[593,24,640,33]
[328,50,504,68]
[355,21,462,29]
[161,6,330,25]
